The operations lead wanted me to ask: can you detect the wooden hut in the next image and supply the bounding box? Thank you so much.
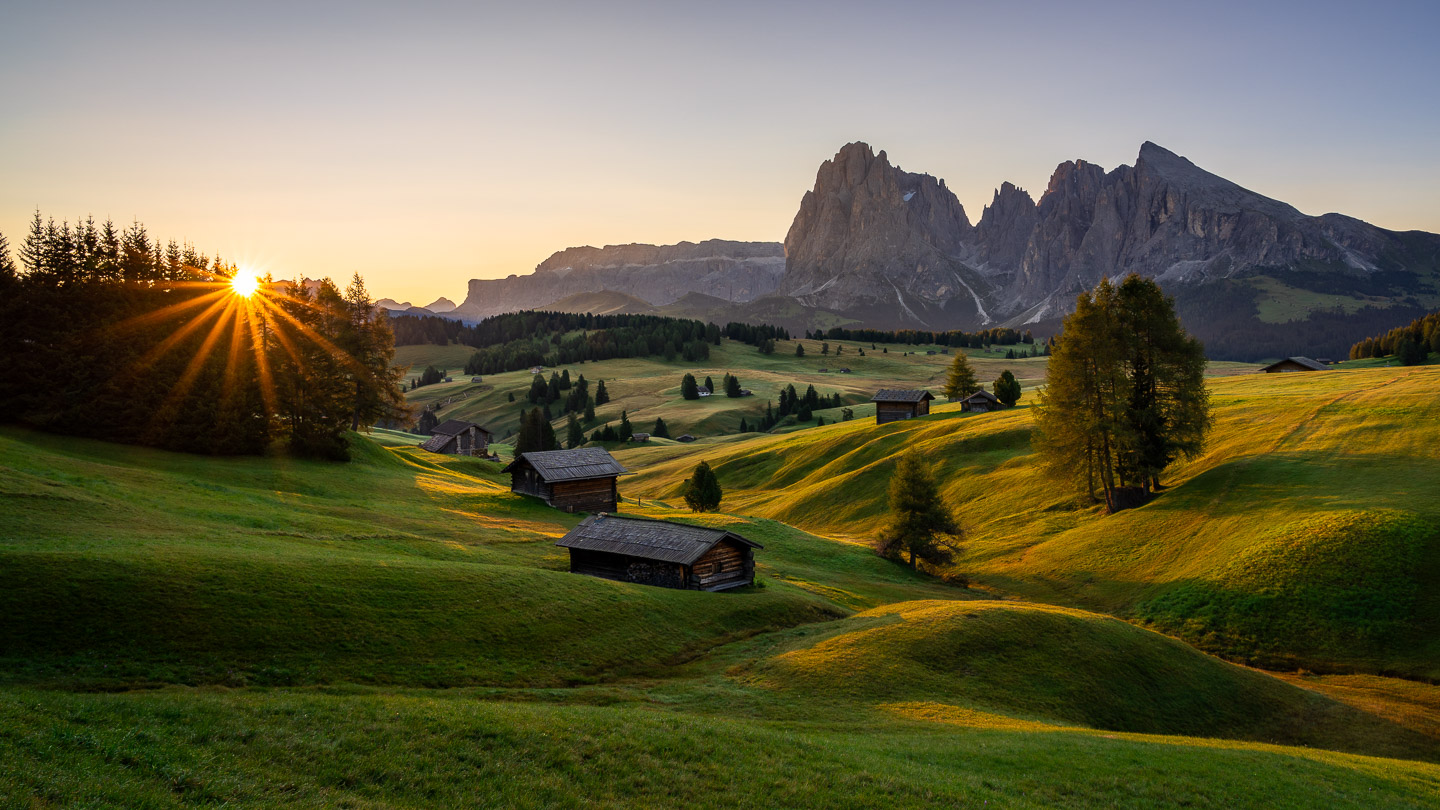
[420,419,494,456]
[1260,356,1330,373]
[676,434,697,443]
[503,448,628,512]
[556,514,761,591]
[959,389,1003,412]
[629,432,650,443]
[871,389,934,424]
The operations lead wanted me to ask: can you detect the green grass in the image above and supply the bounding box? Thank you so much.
[624,365,1440,679]
[5,355,1440,806]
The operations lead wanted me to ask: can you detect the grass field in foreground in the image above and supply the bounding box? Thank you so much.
[622,365,1440,679]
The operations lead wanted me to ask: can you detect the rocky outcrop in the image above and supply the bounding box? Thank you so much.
[780,141,1440,330]
[780,142,988,321]
[451,239,785,322]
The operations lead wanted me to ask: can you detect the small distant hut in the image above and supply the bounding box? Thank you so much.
[529,366,545,374]
[838,368,852,374]
[697,385,712,397]
[629,432,650,443]
[959,389,1003,413]
[420,419,494,456]
[503,448,628,513]
[738,389,754,397]
[471,376,483,383]
[556,514,761,591]
[871,389,934,424]
[1260,357,1330,373]
[676,434,697,443]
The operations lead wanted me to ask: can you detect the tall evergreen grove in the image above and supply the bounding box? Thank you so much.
[1032,275,1210,512]
[0,214,404,459]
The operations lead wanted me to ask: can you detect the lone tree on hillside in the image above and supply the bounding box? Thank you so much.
[993,370,1021,407]
[681,373,699,400]
[566,413,584,449]
[1032,274,1210,513]
[875,451,962,570]
[652,416,670,439]
[942,352,978,400]
[682,460,723,512]
[795,343,805,357]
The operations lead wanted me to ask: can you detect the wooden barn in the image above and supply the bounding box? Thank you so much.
[959,389,1003,412]
[503,448,628,513]
[1260,356,1330,373]
[871,389,934,424]
[420,419,494,456]
[556,514,761,591]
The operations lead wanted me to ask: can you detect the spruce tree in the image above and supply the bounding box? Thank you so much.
[795,343,805,357]
[539,415,558,451]
[703,375,714,395]
[682,460,723,512]
[583,401,596,423]
[993,370,1021,407]
[943,352,979,400]
[595,379,610,405]
[618,409,633,442]
[725,374,742,397]
[566,413,583,448]
[652,417,669,439]
[876,451,962,569]
[681,373,699,400]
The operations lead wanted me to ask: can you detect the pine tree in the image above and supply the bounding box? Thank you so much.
[943,352,979,400]
[993,370,1021,407]
[566,413,583,448]
[539,415,558,451]
[875,451,962,569]
[528,374,548,403]
[725,374,742,397]
[821,342,829,355]
[618,409,633,442]
[681,373,699,400]
[703,375,714,395]
[682,461,723,512]
[560,369,572,389]
[0,230,15,283]
[595,379,610,405]
[652,417,670,439]
[739,417,749,432]
[795,343,805,357]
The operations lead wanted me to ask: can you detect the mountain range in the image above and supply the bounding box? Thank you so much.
[408,142,1440,359]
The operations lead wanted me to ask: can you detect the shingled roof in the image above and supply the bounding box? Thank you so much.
[502,448,628,482]
[962,389,1000,404]
[556,514,761,565]
[432,419,489,437]
[871,389,935,403]
[1261,356,1330,372]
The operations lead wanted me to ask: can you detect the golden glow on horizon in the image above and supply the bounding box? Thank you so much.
[230,269,260,298]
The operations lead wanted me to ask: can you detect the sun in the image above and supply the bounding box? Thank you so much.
[230,269,260,298]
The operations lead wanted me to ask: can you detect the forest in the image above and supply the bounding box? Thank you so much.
[0,213,403,459]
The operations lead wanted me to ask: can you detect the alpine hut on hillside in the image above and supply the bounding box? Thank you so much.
[959,389,1003,413]
[556,513,761,591]
[871,389,934,424]
[420,419,494,456]
[503,448,628,513]
[1260,356,1330,373]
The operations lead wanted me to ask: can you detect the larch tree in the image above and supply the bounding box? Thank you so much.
[1032,274,1209,513]
[942,352,979,400]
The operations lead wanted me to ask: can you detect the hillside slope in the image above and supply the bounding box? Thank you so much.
[625,365,1440,679]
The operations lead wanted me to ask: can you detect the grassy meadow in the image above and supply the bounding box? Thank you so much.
[4,338,1440,807]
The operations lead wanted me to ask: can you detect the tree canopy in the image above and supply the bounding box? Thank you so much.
[682,461,723,512]
[942,352,979,400]
[993,370,1021,407]
[875,451,962,569]
[1032,275,1210,513]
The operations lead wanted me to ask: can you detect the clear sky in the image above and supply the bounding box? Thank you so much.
[3,0,1437,304]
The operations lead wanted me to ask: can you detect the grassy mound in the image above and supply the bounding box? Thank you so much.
[626,365,1440,678]
[4,687,1438,809]
[1135,510,1436,673]
[0,428,844,688]
[746,600,1440,759]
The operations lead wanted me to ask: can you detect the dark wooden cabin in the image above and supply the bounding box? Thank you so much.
[503,448,628,513]
[556,513,762,591]
[959,389,1003,412]
[871,389,934,424]
[1260,356,1330,373]
[420,419,494,456]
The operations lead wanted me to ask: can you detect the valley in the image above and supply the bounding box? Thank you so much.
[3,339,1439,807]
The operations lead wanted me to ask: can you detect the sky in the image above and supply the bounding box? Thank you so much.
[3,0,1438,305]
